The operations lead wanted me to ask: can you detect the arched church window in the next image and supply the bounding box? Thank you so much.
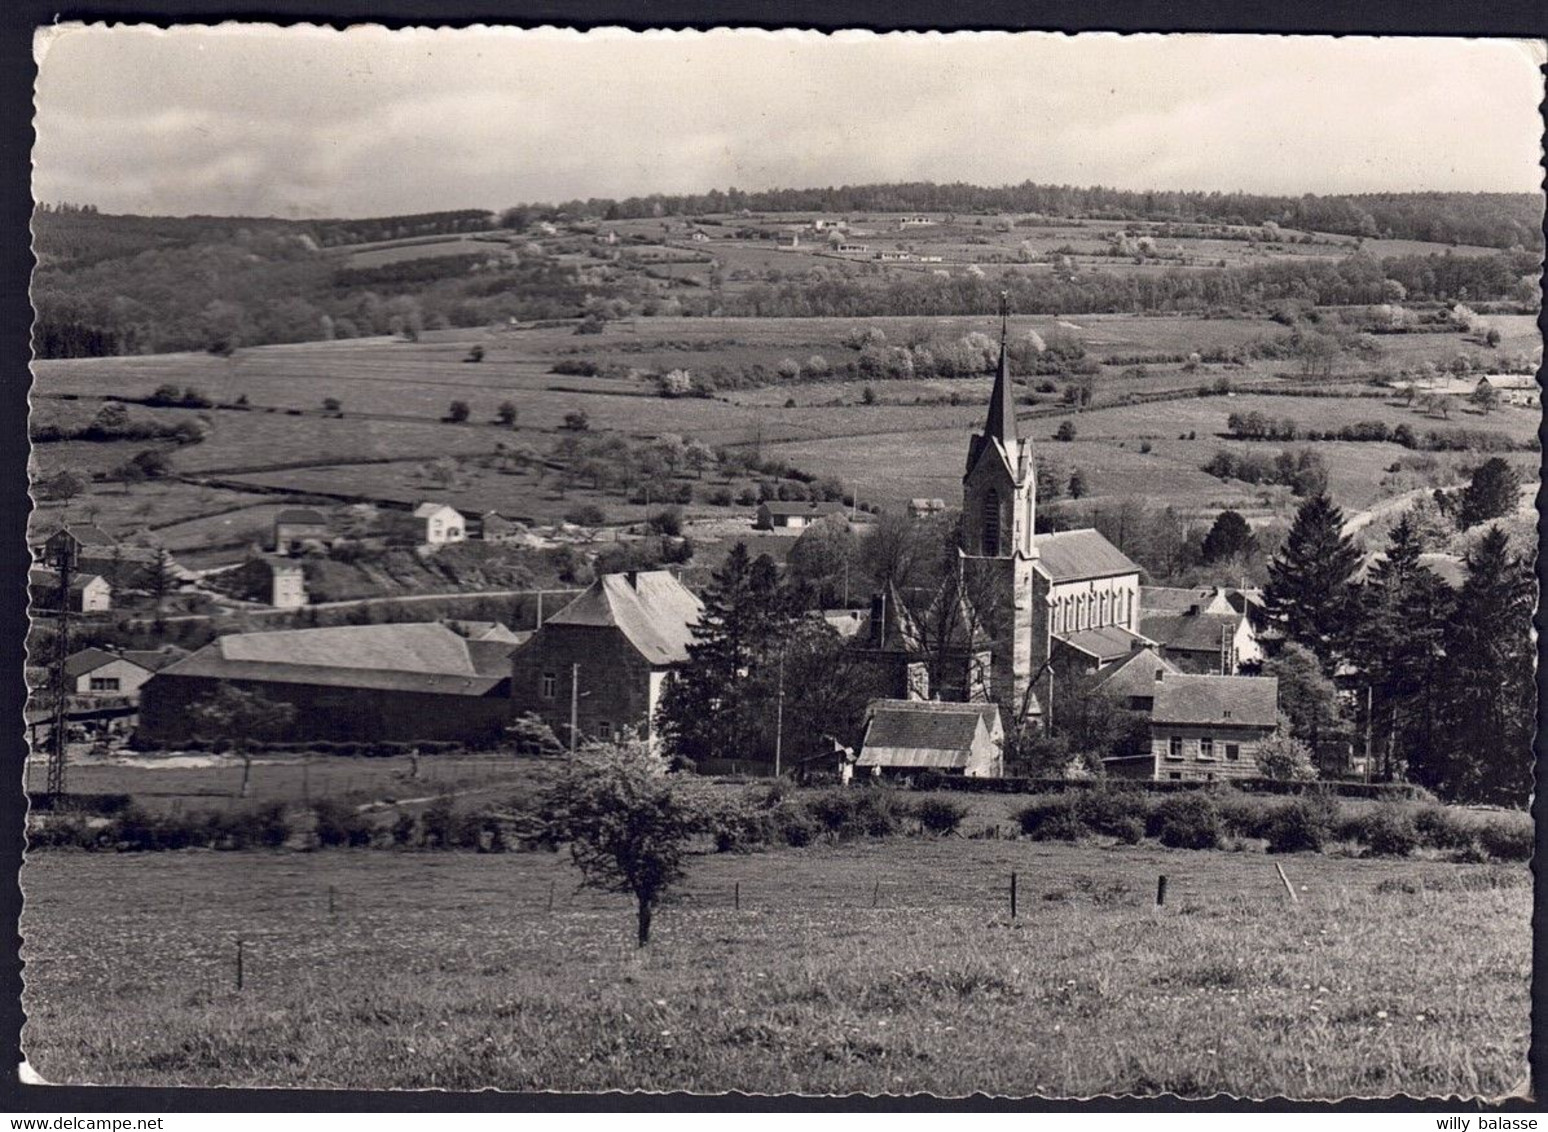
[981,489,1001,556]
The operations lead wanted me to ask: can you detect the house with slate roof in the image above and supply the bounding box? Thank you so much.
[856,700,1004,778]
[273,508,330,553]
[138,622,518,744]
[62,646,184,699]
[1139,586,1263,673]
[1146,671,1279,782]
[508,570,703,745]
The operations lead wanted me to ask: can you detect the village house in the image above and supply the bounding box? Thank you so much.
[877,250,914,262]
[856,700,1004,778]
[1140,585,1263,674]
[273,508,330,553]
[1129,671,1280,782]
[62,646,184,700]
[688,229,712,243]
[508,570,703,745]
[908,497,947,519]
[476,510,525,544]
[30,568,112,613]
[39,522,118,566]
[266,558,307,609]
[1476,374,1540,406]
[1093,646,1182,712]
[836,242,871,255]
[414,502,466,546]
[755,500,851,531]
[898,215,936,228]
[139,622,519,744]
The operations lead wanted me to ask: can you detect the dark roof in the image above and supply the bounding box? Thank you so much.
[1141,586,1238,615]
[63,648,144,680]
[758,501,849,518]
[275,509,328,525]
[1034,529,1141,583]
[538,571,702,666]
[1140,611,1242,654]
[858,700,1000,768]
[43,523,116,548]
[1152,674,1278,728]
[30,568,104,592]
[856,581,926,654]
[121,648,189,672]
[155,622,509,695]
[1095,647,1181,698]
[1056,625,1150,663]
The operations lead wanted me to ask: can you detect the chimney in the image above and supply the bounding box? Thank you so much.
[626,571,639,590]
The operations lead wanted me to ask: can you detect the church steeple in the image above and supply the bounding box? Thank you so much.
[981,291,1017,447]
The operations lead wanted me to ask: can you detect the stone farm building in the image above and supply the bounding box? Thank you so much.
[1122,671,1280,782]
[139,622,518,744]
[509,570,703,745]
[857,700,1004,778]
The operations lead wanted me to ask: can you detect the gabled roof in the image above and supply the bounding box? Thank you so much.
[42,523,116,548]
[1141,586,1238,616]
[1055,625,1152,664]
[1152,674,1278,728]
[857,582,926,655]
[121,647,188,672]
[539,571,703,666]
[276,508,328,525]
[156,622,509,695]
[30,568,105,592]
[1033,529,1141,583]
[63,648,157,680]
[1140,610,1243,654]
[1095,647,1181,699]
[857,699,1001,768]
[445,619,523,643]
[1479,374,1537,390]
[413,502,459,519]
[758,501,849,518]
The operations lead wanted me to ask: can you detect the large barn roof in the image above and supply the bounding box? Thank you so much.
[857,700,1000,769]
[540,571,703,666]
[1033,529,1141,583]
[156,622,512,695]
[1152,674,1278,728]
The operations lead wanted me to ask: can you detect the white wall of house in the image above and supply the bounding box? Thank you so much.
[74,658,152,697]
[423,507,467,546]
[271,564,307,609]
[76,576,112,613]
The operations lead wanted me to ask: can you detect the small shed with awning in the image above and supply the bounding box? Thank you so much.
[856,699,1004,778]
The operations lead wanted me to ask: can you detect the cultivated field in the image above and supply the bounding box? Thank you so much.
[20,840,1529,1096]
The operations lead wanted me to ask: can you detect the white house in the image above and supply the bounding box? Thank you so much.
[414,502,467,546]
[62,647,181,699]
[29,568,111,613]
[268,558,307,609]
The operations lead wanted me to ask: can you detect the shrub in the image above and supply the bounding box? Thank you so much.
[250,802,291,849]
[1476,816,1533,862]
[1153,793,1221,850]
[1015,795,1085,840]
[1074,789,1151,841]
[1412,804,1477,851]
[1263,796,1331,853]
[914,797,970,836]
[772,806,820,847]
[312,798,369,848]
[912,769,943,792]
[803,788,900,840]
[1360,805,1419,857]
[391,811,419,848]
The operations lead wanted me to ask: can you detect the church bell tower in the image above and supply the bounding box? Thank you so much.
[960,294,1042,721]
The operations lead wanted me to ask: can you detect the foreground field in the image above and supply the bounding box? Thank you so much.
[21,841,1529,1097]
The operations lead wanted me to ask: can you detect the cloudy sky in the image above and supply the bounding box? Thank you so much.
[32,26,1547,218]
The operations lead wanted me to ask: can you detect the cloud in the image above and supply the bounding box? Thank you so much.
[31,26,1546,217]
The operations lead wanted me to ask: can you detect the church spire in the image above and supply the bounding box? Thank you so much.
[981,291,1017,447]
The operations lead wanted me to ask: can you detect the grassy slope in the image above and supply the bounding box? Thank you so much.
[21,842,1529,1096]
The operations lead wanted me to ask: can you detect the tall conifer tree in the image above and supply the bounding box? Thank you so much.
[1263,493,1363,665]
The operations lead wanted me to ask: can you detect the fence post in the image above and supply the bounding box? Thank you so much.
[734,881,740,911]
[1010,871,1018,919]
[872,880,880,908]
[1274,862,1299,903]
[1155,875,1168,907]
[236,937,245,991]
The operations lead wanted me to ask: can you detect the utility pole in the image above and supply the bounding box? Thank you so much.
[47,534,74,802]
[1363,685,1373,784]
[569,662,580,758]
[774,652,786,778]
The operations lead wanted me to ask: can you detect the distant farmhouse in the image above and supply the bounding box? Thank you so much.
[414,502,466,546]
[908,498,947,519]
[509,570,702,746]
[755,500,852,531]
[139,622,518,744]
[273,508,330,553]
[1476,374,1539,406]
[30,568,111,613]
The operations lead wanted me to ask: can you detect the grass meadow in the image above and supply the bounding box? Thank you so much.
[20,838,1530,1097]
